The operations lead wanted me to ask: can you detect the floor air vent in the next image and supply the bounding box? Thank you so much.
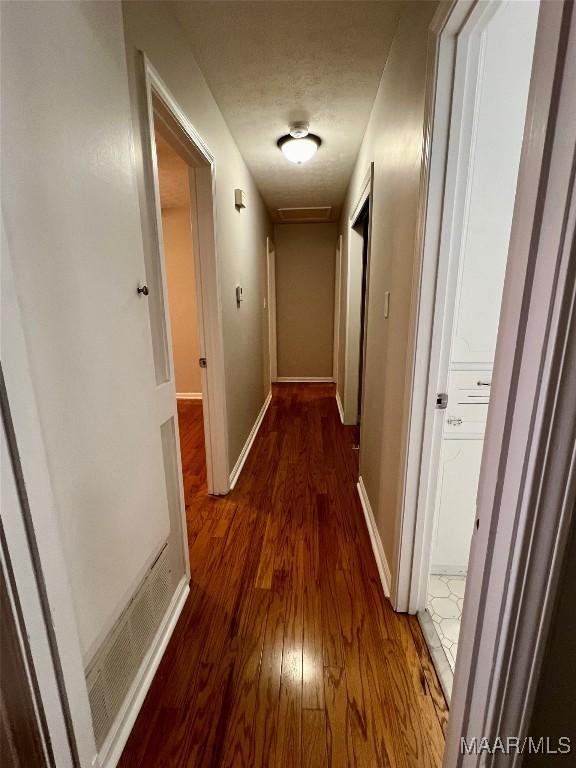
[86,544,171,750]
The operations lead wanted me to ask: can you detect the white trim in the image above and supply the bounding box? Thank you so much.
[176,392,202,400]
[229,391,272,490]
[141,53,230,498]
[98,578,189,768]
[418,610,453,705]
[356,478,391,598]
[332,234,342,383]
[335,391,345,424]
[343,163,374,426]
[267,237,278,383]
[350,167,372,226]
[275,377,334,383]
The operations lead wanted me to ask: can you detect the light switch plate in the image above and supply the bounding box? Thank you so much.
[384,291,390,318]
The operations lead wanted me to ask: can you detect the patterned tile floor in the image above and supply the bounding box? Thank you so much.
[426,574,466,671]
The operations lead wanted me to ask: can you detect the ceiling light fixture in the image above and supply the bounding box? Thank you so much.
[278,122,321,165]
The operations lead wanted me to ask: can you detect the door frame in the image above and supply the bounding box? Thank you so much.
[140,54,230,497]
[332,234,342,385]
[395,0,539,611]
[266,237,278,383]
[342,163,374,427]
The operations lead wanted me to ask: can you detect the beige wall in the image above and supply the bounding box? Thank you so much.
[123,1,273,468]
[274,223,337,378]
[338,2,437,570]
[161,207,202,395]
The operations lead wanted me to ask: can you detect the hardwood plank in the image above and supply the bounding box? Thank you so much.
[253,570,286,768]
[303,709,328,768]
[302,490,324,709]
[254,466,287,589]
[324,666,351,768]
[219,586,271,768]
[275,538,304,768]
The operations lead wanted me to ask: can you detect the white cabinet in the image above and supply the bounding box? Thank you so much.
[443,370,491,437]
[431,439,483,573]
[432,370,490,572]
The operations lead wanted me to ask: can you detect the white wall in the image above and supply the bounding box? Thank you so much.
[2,1,170,662]
[122,1,273,467]
[274,223,337,378]
[338,2,437,569]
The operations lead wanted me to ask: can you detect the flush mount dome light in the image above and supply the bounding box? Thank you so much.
[278,123,321,164]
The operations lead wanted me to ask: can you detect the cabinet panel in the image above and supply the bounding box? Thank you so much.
[431,440,483,572]
[444,369,491,436]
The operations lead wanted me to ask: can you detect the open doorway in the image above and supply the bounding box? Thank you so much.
[136,56,230,597]
[355,203,370,426]
[341,164,373,437]
[403,0,540,701]
[154,124,206,510]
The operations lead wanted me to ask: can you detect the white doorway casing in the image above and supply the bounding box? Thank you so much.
[333,234,342,387]
[139,53,230,502]
[267,237,278,383]
[396,0,539,612]
[342,164,374,427]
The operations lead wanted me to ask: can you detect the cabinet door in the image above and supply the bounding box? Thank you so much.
[431,440,483,572]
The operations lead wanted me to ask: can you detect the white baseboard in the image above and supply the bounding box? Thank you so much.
[275,377,334,383]
[176,392,202,400]
[97,578,190,768]
[335,391,345,423]
[357,477,391,598]
[229,391,272,490]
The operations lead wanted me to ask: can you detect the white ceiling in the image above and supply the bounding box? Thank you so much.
[170,1,402,221]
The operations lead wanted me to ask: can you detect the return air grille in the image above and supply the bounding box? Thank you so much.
[85,544,171,751]
[277,206,332,222]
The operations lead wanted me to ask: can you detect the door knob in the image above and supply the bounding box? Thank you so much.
[137,284,149,296]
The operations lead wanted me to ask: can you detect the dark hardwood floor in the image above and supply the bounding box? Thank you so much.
[118,384,447,767]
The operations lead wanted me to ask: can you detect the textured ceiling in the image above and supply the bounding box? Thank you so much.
[170,1,402,221]
[155,129,190,209]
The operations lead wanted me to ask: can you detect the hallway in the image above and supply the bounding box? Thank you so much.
[119,385,447,767]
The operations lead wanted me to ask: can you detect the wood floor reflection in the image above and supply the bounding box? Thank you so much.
[118,384,447,767]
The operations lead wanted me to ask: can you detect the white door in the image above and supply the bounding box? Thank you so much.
[138,69,201,588]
